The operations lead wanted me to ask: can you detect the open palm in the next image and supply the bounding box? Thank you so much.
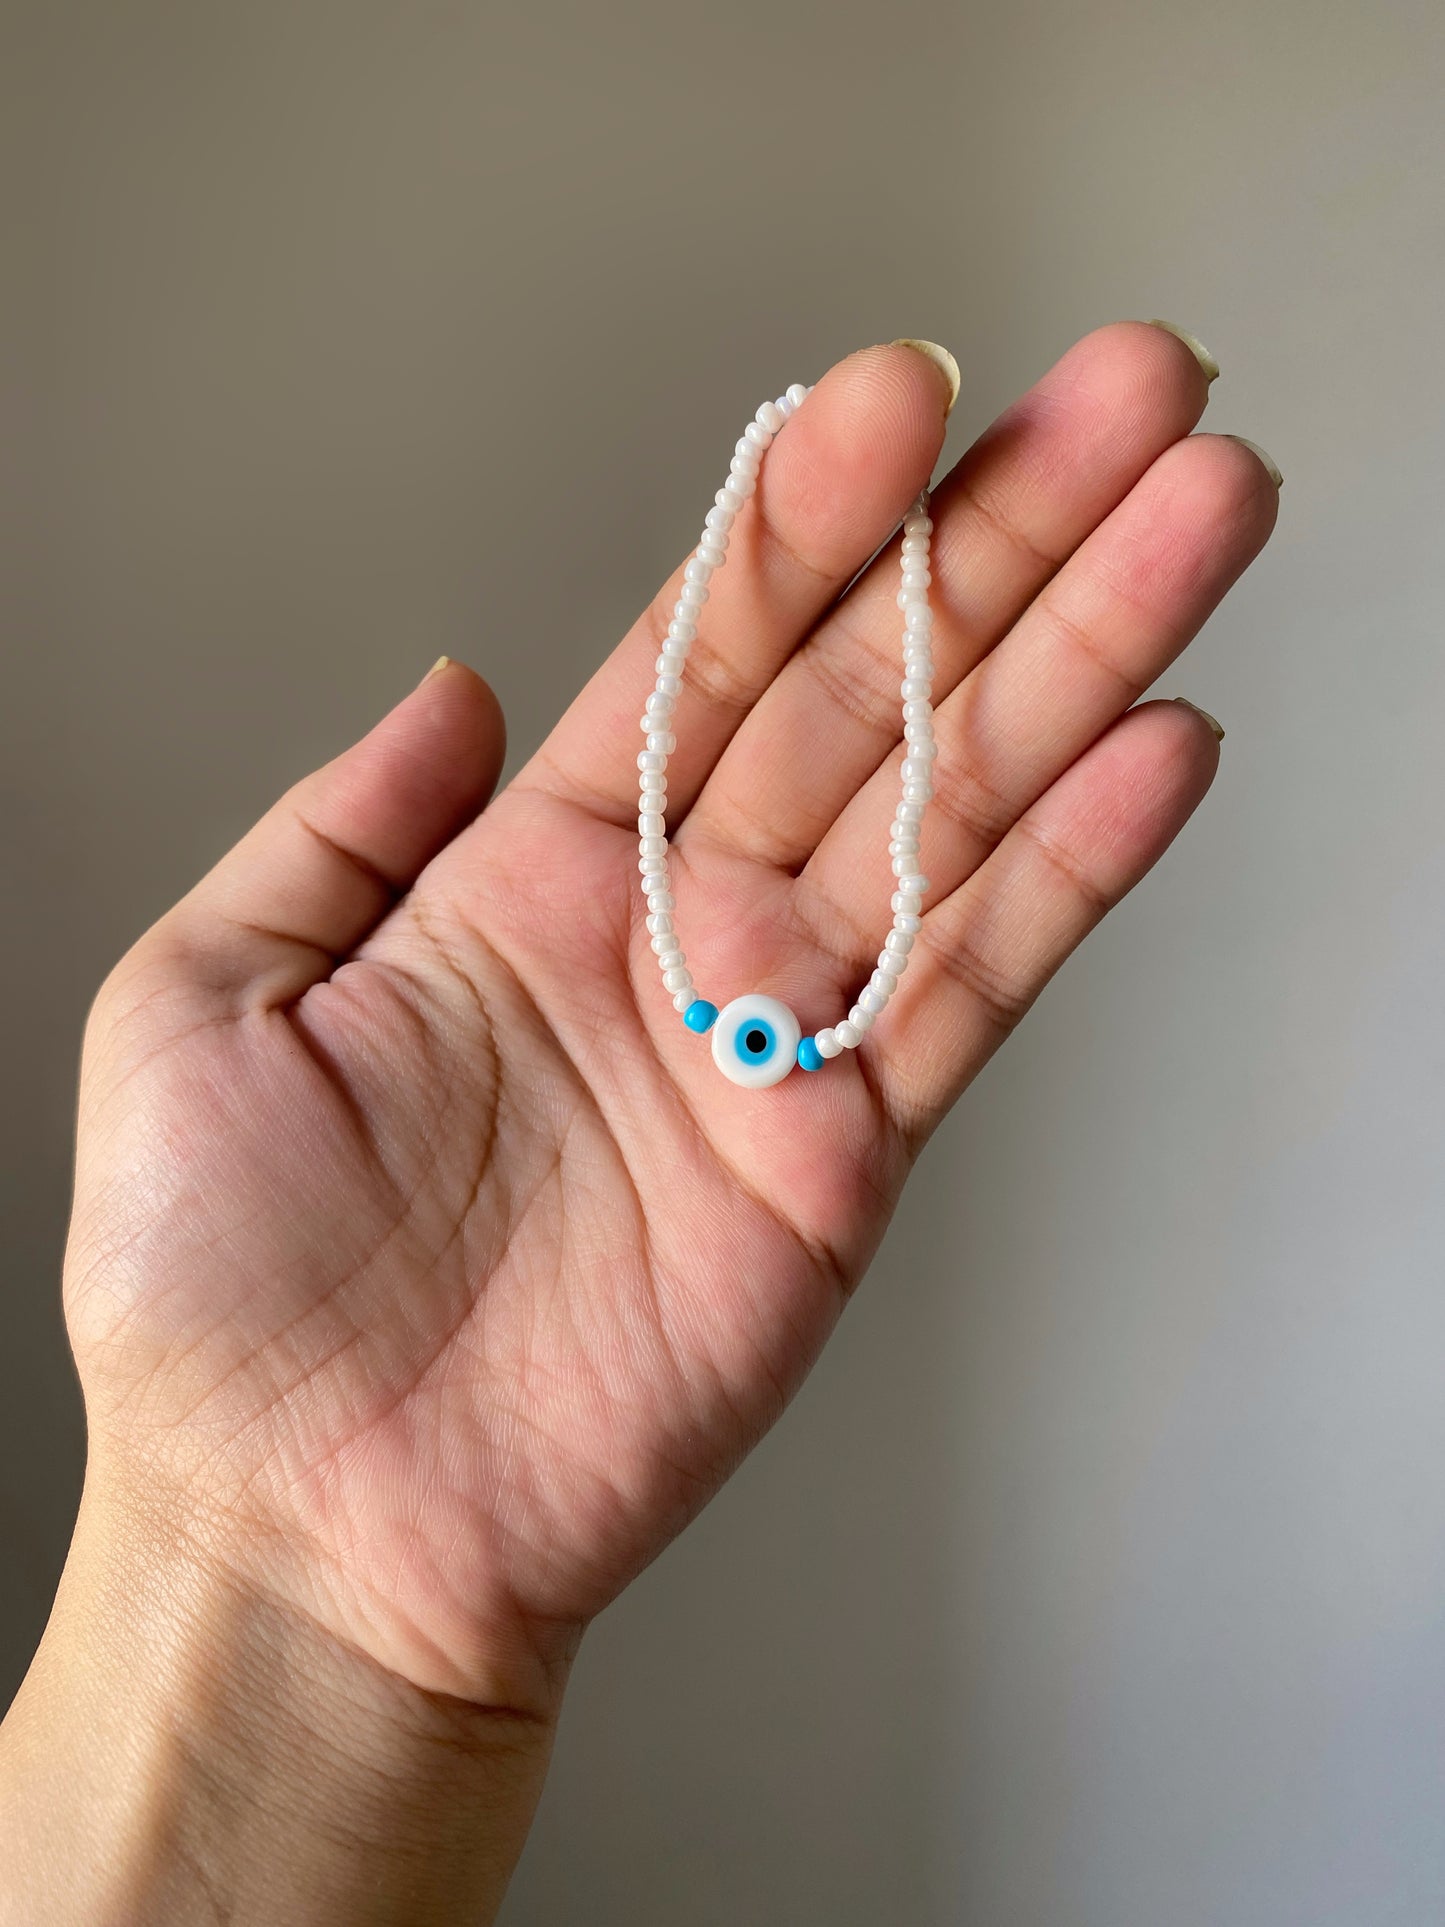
[63,328,1277,1716]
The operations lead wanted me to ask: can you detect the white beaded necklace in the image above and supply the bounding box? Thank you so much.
[639,381,936,1087]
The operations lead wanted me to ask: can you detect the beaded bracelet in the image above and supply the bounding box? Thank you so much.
[639,382,936,1088]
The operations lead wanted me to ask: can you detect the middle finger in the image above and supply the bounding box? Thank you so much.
[678,320,1216,872]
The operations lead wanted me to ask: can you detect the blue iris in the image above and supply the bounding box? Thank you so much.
[733,1017,777,1066]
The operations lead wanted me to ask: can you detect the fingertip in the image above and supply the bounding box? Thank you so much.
[398,655,507,795]
[889,337,962,418]
[766,342,949,572]
[1115,696,1224,831]
[1046,320,1214,449]
[1170,696,1226,744]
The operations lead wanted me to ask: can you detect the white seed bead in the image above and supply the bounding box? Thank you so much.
[663,965,692,992]
[847,1004,875,1032]
[744,420,771,448]
[870,969,896,997]
[757,399,785,433]
[648,889,676,912]
[894,911,922,935]
[815,1028,844,1059]
[892,890,923,914]
[859,986,888,1015]
[832,1020,859,1049]
[786,382,809,408]
[672,988,695,1011]
[639,835,667,858]
[886,929,914,954]
[646,912,674,935]
[645,731,676,753]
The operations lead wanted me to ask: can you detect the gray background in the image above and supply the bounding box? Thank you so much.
[5,2,1444,1921]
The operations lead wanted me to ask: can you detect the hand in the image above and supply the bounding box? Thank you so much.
[6,326,1277,1920]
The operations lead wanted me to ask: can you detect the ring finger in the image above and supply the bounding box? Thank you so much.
[795,431,1279,966]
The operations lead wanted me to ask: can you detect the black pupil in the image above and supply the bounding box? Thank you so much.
[744,1029,768,1055]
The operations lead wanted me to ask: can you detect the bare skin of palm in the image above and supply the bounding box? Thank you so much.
[0,326,1278,1923]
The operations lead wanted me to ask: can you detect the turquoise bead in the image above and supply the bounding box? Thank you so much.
[797,1036,825,1072]
[683,999,719,1034]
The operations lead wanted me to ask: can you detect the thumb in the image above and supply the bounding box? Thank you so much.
[138,658,506,1010]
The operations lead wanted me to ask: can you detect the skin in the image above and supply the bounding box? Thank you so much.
[0,325,1278,1924]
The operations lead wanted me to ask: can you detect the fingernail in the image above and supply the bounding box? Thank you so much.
[1173,697,1225,741]
[422,654,452,682]
[1145,320,1220,383]
[891,338,961,417]
[1223,434,1283,490]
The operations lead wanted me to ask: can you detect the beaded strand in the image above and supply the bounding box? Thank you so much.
[638,384,936,1086]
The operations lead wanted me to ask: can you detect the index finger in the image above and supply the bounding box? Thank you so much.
[511,341,955,824]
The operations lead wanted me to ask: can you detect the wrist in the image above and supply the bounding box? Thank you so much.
[0,1475,562,1925]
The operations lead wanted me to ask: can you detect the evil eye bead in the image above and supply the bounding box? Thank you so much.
[711,993,801,1089]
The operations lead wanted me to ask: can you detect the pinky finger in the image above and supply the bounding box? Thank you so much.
[875,699,1222,1137]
